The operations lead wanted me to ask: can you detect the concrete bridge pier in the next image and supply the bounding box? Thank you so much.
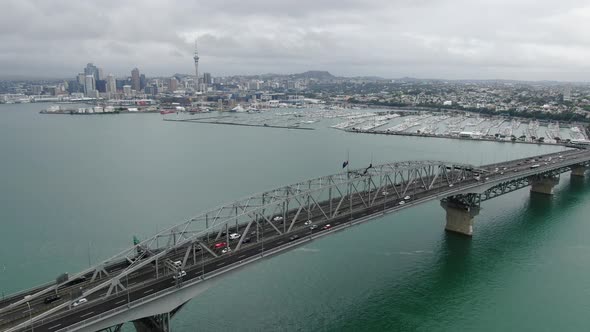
[440,200,480,236]
[132,301,187,332]
[571,165,588,177]
[530,175,560,195]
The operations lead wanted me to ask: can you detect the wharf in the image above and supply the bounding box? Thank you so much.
[164,118,314,130]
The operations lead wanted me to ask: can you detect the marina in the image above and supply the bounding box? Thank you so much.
[39,103,589,145]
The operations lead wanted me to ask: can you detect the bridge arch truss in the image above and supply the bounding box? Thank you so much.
[3,159,476,321]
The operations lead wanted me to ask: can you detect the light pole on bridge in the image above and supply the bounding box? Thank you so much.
[26,301,33,332]
[126,274,130,307]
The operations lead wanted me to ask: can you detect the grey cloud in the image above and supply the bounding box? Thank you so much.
[1,0,590,80]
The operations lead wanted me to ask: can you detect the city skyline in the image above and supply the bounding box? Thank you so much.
[2,0,590,81]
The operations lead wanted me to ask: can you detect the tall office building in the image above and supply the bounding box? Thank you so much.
[203,73,212,84]
[95,80,107,93]
[140,74,146,90]
[107,74,116,94]
[131,68,140,91]
[84,75,95,96]
[97,68,104,81]
[84,63,99,78]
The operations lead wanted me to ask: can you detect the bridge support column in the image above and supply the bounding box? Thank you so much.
[571,165,588,177]
[132,301,187,332]
[530,175,560,195]
[440,200,480,236]
[133,313,170,332]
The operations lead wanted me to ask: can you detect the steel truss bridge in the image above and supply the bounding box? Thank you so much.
[1,148,590,332]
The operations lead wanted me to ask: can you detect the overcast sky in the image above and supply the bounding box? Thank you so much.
[2,0,590,81]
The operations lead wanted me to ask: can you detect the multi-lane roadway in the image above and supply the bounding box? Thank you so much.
[3,148,590,332]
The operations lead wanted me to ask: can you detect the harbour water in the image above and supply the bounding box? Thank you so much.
[1,104,589,331]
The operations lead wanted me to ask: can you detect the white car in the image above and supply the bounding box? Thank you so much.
[173,270,187,279]
[72,298,88,307]
[229,233,240,240]
[304,220,312,226]
[404,196,411,200]
[272,216,283,222]
[222,247,232,254]
[382,191,389,196]
[448,184,454,187]
[398,200,405,205]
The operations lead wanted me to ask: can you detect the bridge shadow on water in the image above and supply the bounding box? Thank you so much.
[326,175,590,332]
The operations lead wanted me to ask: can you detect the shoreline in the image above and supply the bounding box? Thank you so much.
[342,128,572,147]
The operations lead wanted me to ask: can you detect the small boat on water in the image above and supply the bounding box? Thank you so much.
[160,110,175,115]
[231,105,245,112]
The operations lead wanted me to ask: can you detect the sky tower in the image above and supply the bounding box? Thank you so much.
[193,39,200,90]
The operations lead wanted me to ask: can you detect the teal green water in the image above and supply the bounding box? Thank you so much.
[1,104,588,331]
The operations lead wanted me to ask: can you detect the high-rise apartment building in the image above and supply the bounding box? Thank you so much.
[107,74,116,94]
[168,77,178,92]
[123,85,132,96]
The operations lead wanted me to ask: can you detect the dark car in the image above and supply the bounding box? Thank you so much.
[289,235,300,241]
[44,294,61,304]
[242,237,251,243]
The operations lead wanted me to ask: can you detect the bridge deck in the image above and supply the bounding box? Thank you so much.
[2,148,589,332]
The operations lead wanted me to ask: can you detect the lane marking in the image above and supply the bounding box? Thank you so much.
[238,255,246,259]
[216,262,226,267]
[143,289,154,294]
[48,323,62,330]
[128,282,136,287]
[277,241,284,244]
[115,299,126,305]
[99,293,106,297]
[79,311,95,318]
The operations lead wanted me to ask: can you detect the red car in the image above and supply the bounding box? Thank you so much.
[322,224,332,230]
[214,242,227,249]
